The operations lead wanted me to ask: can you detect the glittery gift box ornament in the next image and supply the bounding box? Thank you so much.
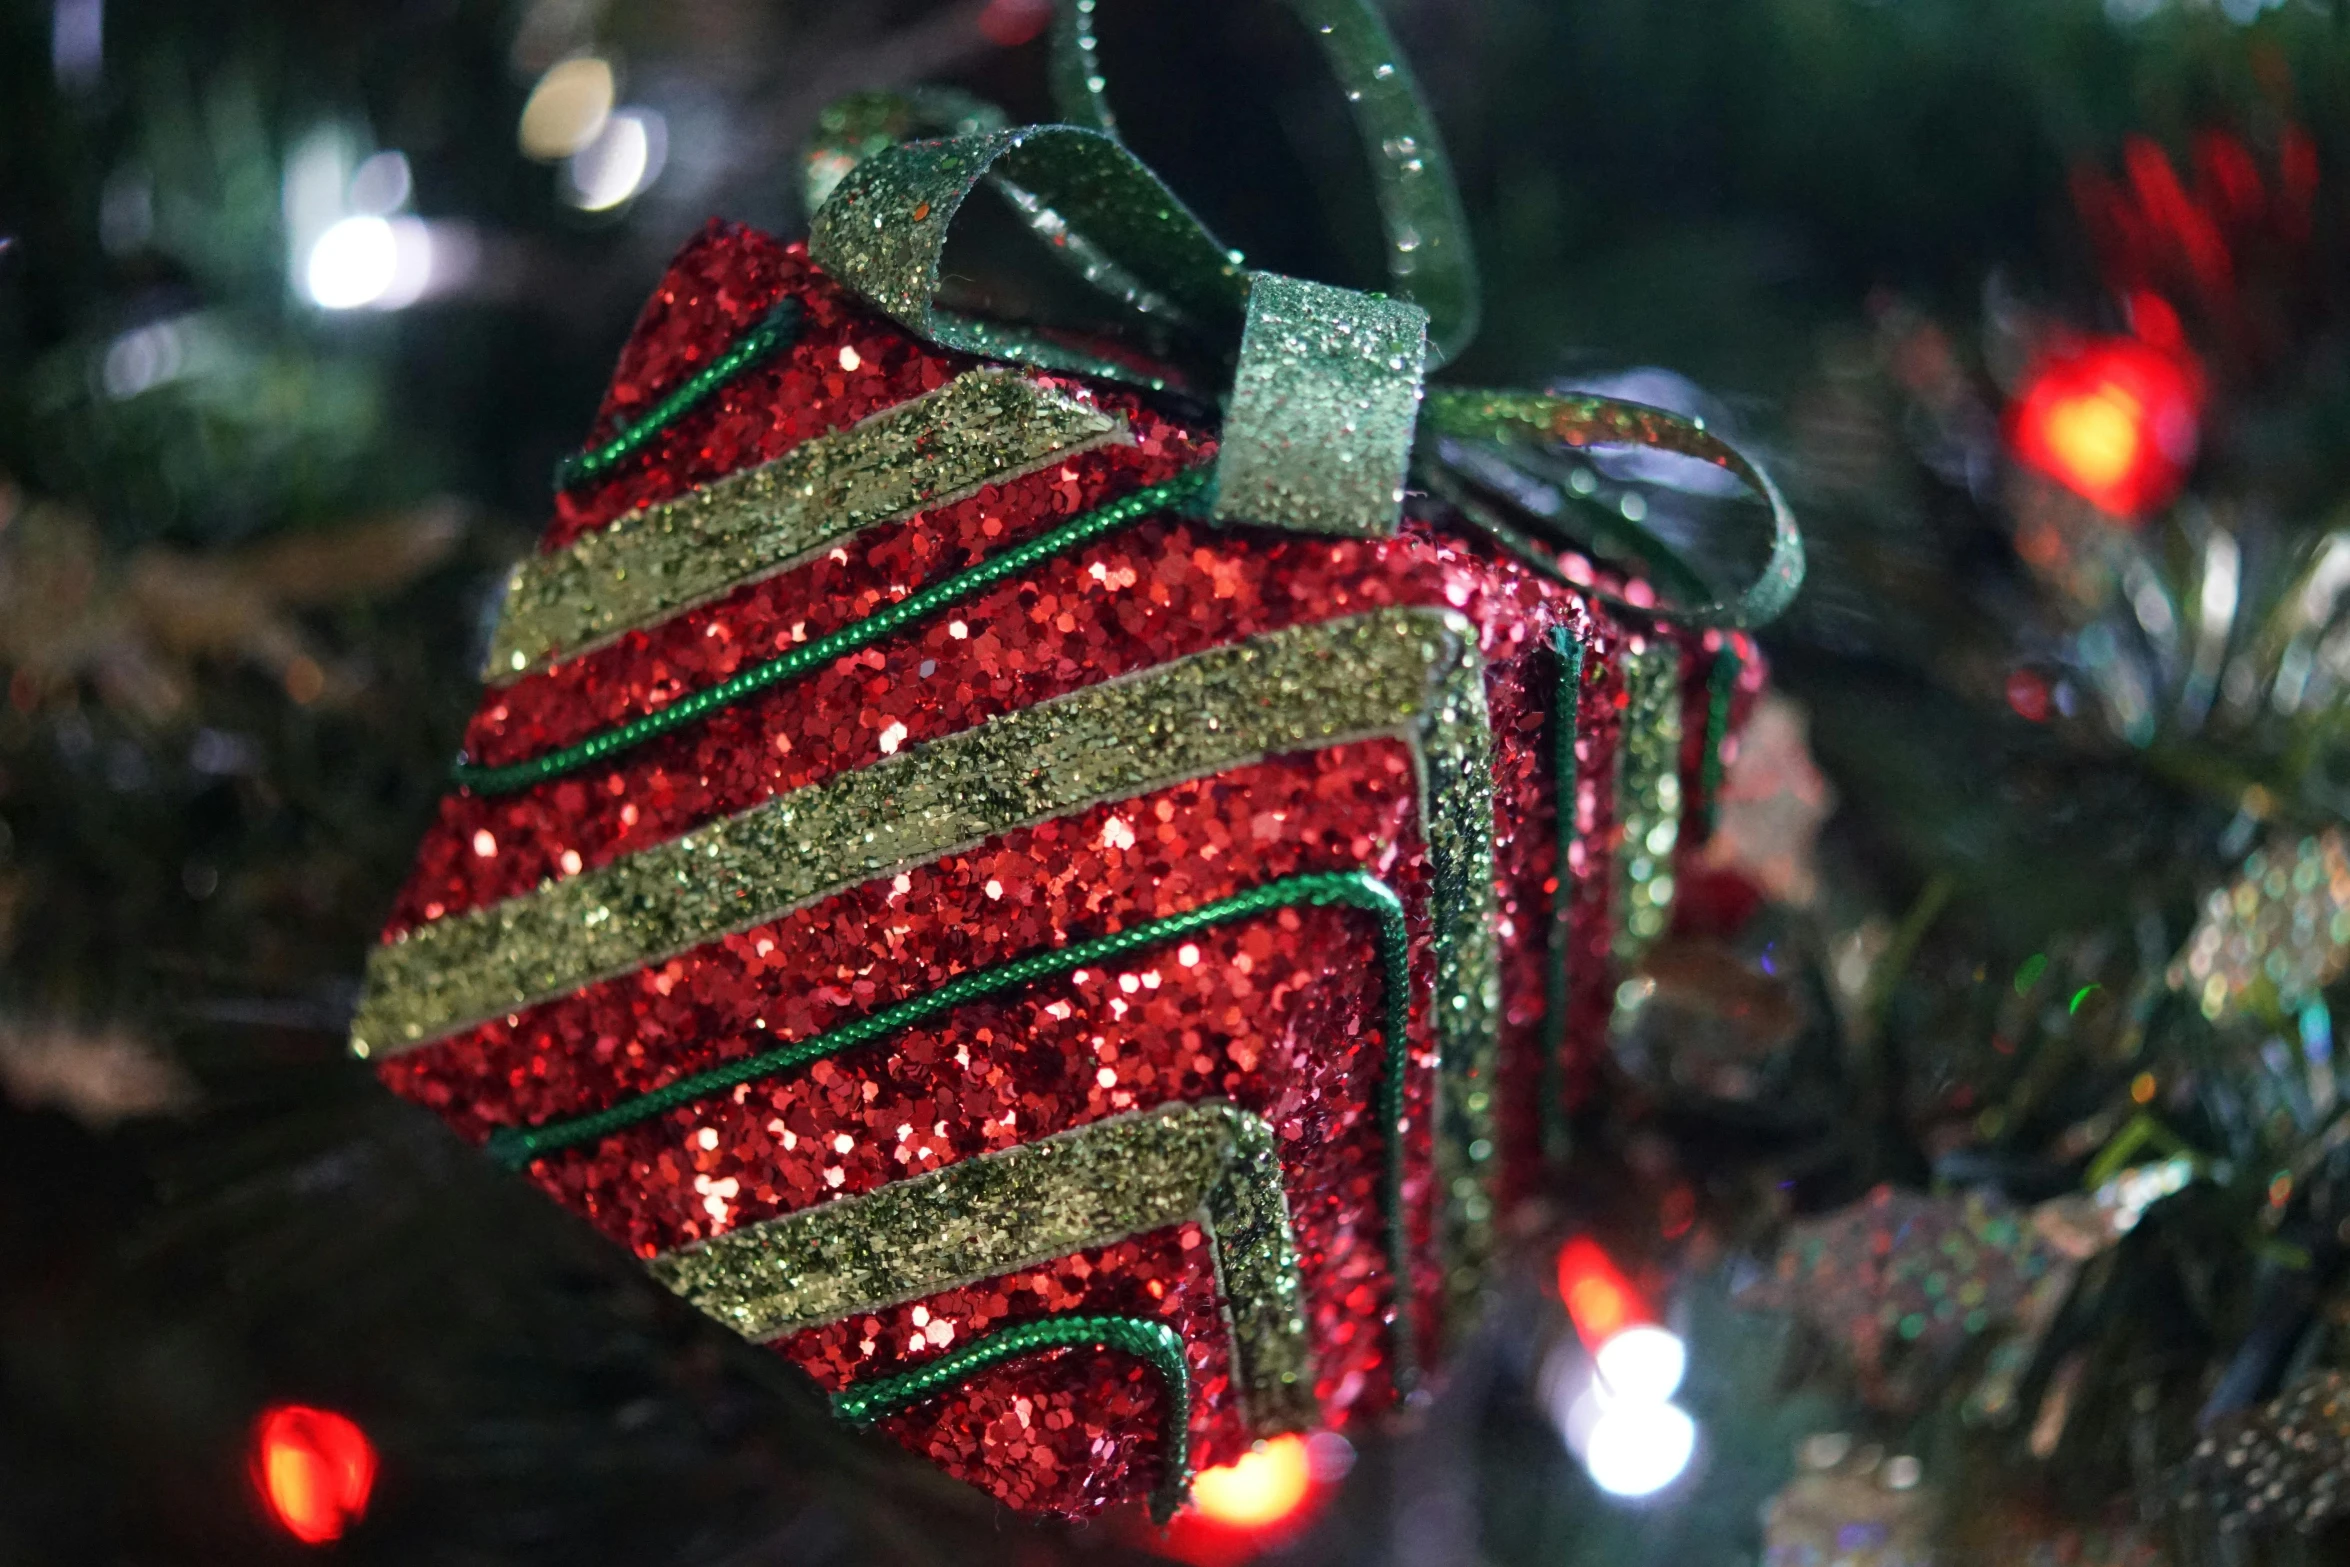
[351,0,1801,1522]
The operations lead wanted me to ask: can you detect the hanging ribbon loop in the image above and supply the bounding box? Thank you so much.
[1052,0,1479,367]
[1422,388,1806,629]
[809,124,1248,392]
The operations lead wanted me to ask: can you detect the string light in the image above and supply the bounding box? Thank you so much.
[1189,1434,1314,1529]
[2009,335,2200,519]
[1549,1237,1700,1502]
[252,1405,376,1544]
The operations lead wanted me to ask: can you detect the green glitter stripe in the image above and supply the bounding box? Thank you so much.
[1700,644,1741,839]
[553,297,804,492]
[1612,640,1684,963]
[1542,626,1585,1164]
[484,871,1405,1167]
[832,1312,1193,1520]
[454,467,1214,795]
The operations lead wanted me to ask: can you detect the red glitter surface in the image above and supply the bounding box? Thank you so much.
[372,218,1766,1514]
[384,749,1428,1468]
[550,225,971,550]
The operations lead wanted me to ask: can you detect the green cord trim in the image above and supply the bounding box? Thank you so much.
[481,869,1410,1381]
[454,467,1215,795]
[486,869,1410,1171]
[1700,643,1741,839]
[490,866,1418,1412]
[552,297,805,492]
[1542,626,1585,1164]
[833,1312,1193,1520]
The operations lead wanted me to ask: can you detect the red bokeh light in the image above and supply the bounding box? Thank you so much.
[1151,1433,1344,1566]
[1191,1435,1314,1529]
[2008,335,2200,520]
[252,1405,376,1545]
[976,0,1052,47]
[1556,1236,1647,1349]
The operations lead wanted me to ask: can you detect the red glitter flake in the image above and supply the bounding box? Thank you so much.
[373,217,1765,1515]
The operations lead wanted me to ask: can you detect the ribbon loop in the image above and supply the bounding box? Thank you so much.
[1421,388,1807,629]
[809,125,1247,391]
[1052,0,1479,367]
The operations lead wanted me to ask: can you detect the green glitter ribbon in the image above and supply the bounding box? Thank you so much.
[807,100,1432,535]
[1420,388,1805,630]
[1050,0,1478,367]
[453,468,1215,794]
[809,124,1247,393]
[1211,273,1427,538]
[832,1312,1194,1521]
[552,297,804,492]
[1612,638,1685,963]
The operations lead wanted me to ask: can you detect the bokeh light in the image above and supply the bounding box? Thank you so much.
[252,1405,376,1544]
[1594,1323,1688,1405]
[1555,1235,1644,1347]
[2008,335,2200,519]
[1581,1400,1697,1498]
[519,56,615,160]
[1189,1434,1314,1530]
[564,107,666,211]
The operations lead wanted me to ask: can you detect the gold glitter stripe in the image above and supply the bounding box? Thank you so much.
[1612,638,1684,964]
[358,606,1498,1324]
[647,1101,1315,1433]
[485,369,1127,680]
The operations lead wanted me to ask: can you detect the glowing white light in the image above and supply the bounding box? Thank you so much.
[563,107,666,211]
[306,216,397,309]
[520,56,615,160]
[1582,1401,1696,1498]
[305,216,437,310]
[1594,1325,1687,1405]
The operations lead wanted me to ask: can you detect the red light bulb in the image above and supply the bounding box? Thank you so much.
[253,1405,376,1544]
[1556,1236,1647,1349]
[2008,335,2200,520]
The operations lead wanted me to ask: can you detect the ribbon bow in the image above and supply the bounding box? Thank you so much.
[802,0,1802,627]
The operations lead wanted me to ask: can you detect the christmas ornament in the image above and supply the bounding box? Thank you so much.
[2176,1367,2350,1535]
[1736,1177,2173,1419]
[350,0,1799,1519]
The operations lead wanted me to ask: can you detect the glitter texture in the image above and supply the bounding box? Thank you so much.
[2167,828,2350,1024]
[553,296,804,492]
[365,215,1783,1518]
[354,608,1493,1060]
[652,1100,1312,1434]
[834,1311,1194,1520]
[1613,637,1685,960]
[491,369,1125,679]
[1212,273,1427,538]
[810,126,1244,389]
[456,468,1213,794]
